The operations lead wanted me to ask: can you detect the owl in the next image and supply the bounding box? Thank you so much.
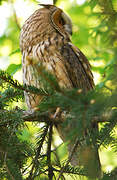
[20,4,102,178]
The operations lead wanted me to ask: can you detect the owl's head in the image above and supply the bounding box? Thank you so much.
[40,4,72,36]
[20,4,72,51]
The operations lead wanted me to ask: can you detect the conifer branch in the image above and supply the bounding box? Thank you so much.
[23,111,62,125]
[5,163,15,180]
[53,0,58,5]
[0,70,49,96]
[12,4,21,31]
[1,88,23,103]
[0,109,110,127]
[57,138,80,180]
[27,125,49,180]
[52,166,86,176]
[47,123,54,180]
[23,111,110,124]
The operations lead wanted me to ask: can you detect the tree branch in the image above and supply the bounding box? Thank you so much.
[57,138,80,180]
[47,123,54,180]
[53,0,58,5]
[27,125,49,180]
[12,4,21,31]
[0,109,110,128]
[0,70,49,96]
[5,162,15,180]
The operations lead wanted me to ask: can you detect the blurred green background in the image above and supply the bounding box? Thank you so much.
[0,0,117,179]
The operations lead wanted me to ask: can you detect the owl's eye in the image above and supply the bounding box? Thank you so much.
[59,17,65,26]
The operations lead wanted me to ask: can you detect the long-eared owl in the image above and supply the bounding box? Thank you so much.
[20,4,102,178]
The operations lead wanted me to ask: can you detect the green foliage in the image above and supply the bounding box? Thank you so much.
[7,64,21,75]
[0,109,33,180]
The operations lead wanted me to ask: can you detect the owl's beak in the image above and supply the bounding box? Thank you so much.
[64,24,72,35]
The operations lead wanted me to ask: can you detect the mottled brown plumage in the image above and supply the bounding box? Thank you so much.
[20,4,102,178]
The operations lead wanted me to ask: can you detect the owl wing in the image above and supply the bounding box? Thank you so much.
[55,43,102,178]
[55,42,94,91]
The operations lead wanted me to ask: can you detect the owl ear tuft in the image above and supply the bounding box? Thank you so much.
[39,4,53,8]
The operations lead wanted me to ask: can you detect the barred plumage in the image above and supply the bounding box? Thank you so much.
[20,4,102,178]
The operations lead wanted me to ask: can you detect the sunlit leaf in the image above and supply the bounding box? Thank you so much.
[6,64,21,75]
[9,48,20,56]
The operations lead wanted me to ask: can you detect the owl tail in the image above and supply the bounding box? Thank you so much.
[68,141,103,179]
[56,123,103,179]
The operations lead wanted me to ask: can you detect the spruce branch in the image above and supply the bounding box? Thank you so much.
[1,88,23,103]
[13,4,21,31]
[27,125,49,180]
[0,109,110,127]
[0,70,50,96]
[5,163,15,180]
[53,0,58,5]
[22,111,111,124]
[52,166,86,176]
[99,112,117,147]
[8,0,21,30]
[57,138,81,180]
[47,123,54,180]
[35,64,61,93]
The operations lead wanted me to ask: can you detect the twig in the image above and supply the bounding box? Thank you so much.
[53,0,58,4]
[8,0,21,30]
[47,123,54,180]
[57,138,80,180]
[4,123,21,179]
[12,4,21,30]
[27,125,49,180]
[35,166,86,177]
[5,163,15,180]
[0,70,49,96]
[23,110,63,125]
[23,111,53,123]
[0,109,110,128]
[92,116,109,123]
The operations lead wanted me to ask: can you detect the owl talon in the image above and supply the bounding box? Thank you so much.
[50,107,61,119]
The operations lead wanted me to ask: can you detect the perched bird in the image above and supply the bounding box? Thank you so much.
[20,4,102,178]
